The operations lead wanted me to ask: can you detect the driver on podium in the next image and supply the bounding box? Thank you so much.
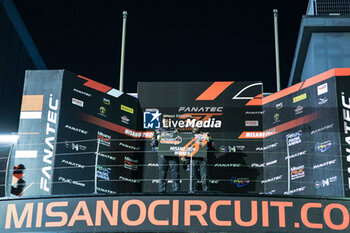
[151,116,180,193]
[181,123,213,192]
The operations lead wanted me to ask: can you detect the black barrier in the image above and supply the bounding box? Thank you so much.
[1,194,350,232]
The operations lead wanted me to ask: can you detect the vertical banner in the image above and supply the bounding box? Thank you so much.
[336,77,350,197]
[8,70,64,197]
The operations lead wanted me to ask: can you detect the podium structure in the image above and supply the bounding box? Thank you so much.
[8,70,145,197]
[263,68,350,197]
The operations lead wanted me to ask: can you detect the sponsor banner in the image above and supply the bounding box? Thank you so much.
[8,70,63,197]
[262,76,346,197]
[338,84,350,197]
[158,132,208,158]
[1,195,350,232]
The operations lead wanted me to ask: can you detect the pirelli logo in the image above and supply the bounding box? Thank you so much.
[293,93,307,103]
[121,105,134,114]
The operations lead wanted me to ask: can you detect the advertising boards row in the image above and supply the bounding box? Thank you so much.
[7,68,350,197]
[8,71,265,197]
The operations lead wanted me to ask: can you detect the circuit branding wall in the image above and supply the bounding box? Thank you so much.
[1,195,350,232]
[138,82,264,193]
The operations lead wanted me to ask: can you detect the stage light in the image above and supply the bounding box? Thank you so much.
[0,135,19,143]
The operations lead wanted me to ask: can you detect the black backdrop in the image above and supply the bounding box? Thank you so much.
[138,82,264,193]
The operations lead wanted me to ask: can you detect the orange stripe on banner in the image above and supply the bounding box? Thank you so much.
[262,83,303,105]
[238,112,320,139]
[302,68,350,90]
[21,95,44,111]
[245,94,263,106]
[80,113,154,138]
[77,75,112,93]
[263,68,350,105]
[196,82,234,101]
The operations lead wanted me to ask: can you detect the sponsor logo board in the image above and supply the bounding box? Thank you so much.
[97,131,111,147]
[276,102,283,109]
[318,97,328,105]
[291,165,305,180]
[245,120,259,127]
[121,105,134,114]
[143,110,161,129]
[230,177,250,188]
[294,105,303,115]
[315,140,332,152]
[121,115,130,125]
[317,83,328,96]
[72,98,84,107]
[293,93,307,103]
[315,176,337,189]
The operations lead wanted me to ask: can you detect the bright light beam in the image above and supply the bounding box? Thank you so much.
[0,135,19,143]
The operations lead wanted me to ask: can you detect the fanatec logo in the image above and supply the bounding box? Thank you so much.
[119,142,141,151]
[261,175,283,184]
[40,94,59,193]
[65,125,88,135]
[311,124,334,134]
[245,111,264,115]
[285,150,307,160]
[178,107,223,112]
[214,163,241,168]
[284,186,306,195]
[73,88,91,97]
[256,143,278,151]
[313,159,337,169]
[341,92,350,193]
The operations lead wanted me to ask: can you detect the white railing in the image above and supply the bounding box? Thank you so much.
[307,0,350,15]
